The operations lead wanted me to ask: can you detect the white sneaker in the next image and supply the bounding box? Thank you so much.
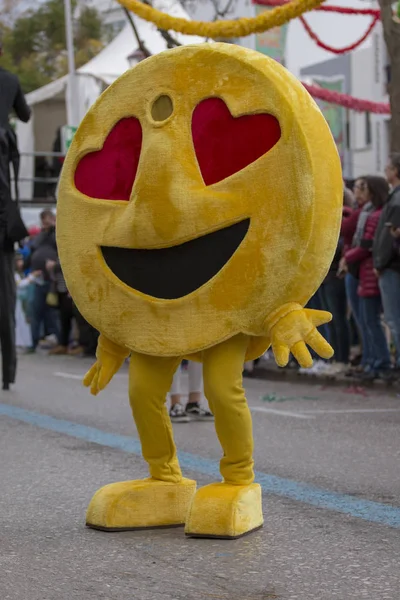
[315,362,345,377]
[169,403,190,423]
[326,362,347,375]
[298,366,310,375]
[299,360,323,375]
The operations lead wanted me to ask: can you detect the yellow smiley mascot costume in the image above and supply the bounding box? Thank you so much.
[57,43,342,539]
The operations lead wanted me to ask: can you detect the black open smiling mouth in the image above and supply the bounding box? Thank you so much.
[101,219,250,300]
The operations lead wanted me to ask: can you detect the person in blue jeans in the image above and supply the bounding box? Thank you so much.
[346,176,392,380]
[316,238,351,375]
[30,273,60,350]
[340,177,369,369]
[28,210,60,350]
[298,288,333,375]
[344,274,364,351]
[373,154,400,372]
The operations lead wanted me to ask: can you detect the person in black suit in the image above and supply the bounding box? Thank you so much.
[0,37,31,389]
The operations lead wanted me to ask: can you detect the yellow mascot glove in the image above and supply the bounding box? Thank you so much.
[83,335,130,396]
[264,302,334,368]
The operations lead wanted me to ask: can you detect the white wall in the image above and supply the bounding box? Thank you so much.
[350,25,390,178]
[350,48,374,176]
[371,22,390,175]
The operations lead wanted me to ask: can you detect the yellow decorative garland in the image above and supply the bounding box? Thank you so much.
[117,0,326,38]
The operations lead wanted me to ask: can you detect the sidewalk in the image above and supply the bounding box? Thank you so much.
[250,356,400,392]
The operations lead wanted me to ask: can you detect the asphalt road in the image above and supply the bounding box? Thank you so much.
[0,353,399,600]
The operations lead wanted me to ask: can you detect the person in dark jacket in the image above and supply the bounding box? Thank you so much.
[319,237,350,373]
[341,178,368,252]
[302,186,355,377]
[28,209,60,350]
[0,64,31,129]
[340,177,367,339]
[45,258,73,355]
[373,154,400,371]
[72,305,99,357]
[346,176,392,380]
[0,40,31,389]
[390,225,400,253]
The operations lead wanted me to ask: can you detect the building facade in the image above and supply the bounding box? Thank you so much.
[300,23,390,180]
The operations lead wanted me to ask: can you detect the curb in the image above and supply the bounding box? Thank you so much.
[246,363,400,392]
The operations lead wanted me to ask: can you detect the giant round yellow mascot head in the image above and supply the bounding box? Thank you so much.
[57,43,342,357]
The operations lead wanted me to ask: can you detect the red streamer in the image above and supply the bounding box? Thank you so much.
[252,0,380,17]
[300,14,379,54]
[253,0,379,55]
[302,82,390,114]
[249,0,389,113]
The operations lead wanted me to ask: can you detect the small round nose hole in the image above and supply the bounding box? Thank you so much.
[151,95,173,122]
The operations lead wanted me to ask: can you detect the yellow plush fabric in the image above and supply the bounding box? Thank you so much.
[118,334,253,484]
[57,43,342,361]
[83,334,130,395]
[86,478,196,531]
[185,483,263,539]
[264,303,334,367]
[85,333,258,536]
[86,334,253,482]
[57,43,343,538]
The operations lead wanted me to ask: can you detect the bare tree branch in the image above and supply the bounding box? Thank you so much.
[209,0,237,21]
[142,0,182,47]
[181,0,237,20]
[123,7,152,57]
[158,28,182,48]
[221,0,236,17]
[378,0,400,151]
[378,0,397,53]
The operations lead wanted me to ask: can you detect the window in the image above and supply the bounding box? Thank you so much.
[376,120,381,172]
[365,112,372,146]
[374,33,380,84]
[346,119,350,149]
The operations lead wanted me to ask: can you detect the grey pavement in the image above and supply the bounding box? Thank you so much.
[0,352,399,600]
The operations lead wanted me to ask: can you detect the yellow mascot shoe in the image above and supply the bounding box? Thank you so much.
[86,478,196,531]
[185,482,263,539]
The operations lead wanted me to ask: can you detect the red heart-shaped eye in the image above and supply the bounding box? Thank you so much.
[192,98,281,186]
[74,117,142,201]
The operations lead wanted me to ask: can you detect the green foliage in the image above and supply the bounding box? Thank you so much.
[76,7,103,46]
[0,0,105,93]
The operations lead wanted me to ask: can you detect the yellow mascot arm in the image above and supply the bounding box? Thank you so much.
[264,302,334,368]
[83,335,130,396]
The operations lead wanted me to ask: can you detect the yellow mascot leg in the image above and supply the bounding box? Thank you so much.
[185,334,263,539]
[86,353,197,531]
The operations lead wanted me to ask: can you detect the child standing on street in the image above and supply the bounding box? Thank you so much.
[169,361,214,423]
[14,255,40,350]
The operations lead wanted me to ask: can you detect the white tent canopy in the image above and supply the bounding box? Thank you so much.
[17,0,204,200]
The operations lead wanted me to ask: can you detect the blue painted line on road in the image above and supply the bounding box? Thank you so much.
[1,402,400,529]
